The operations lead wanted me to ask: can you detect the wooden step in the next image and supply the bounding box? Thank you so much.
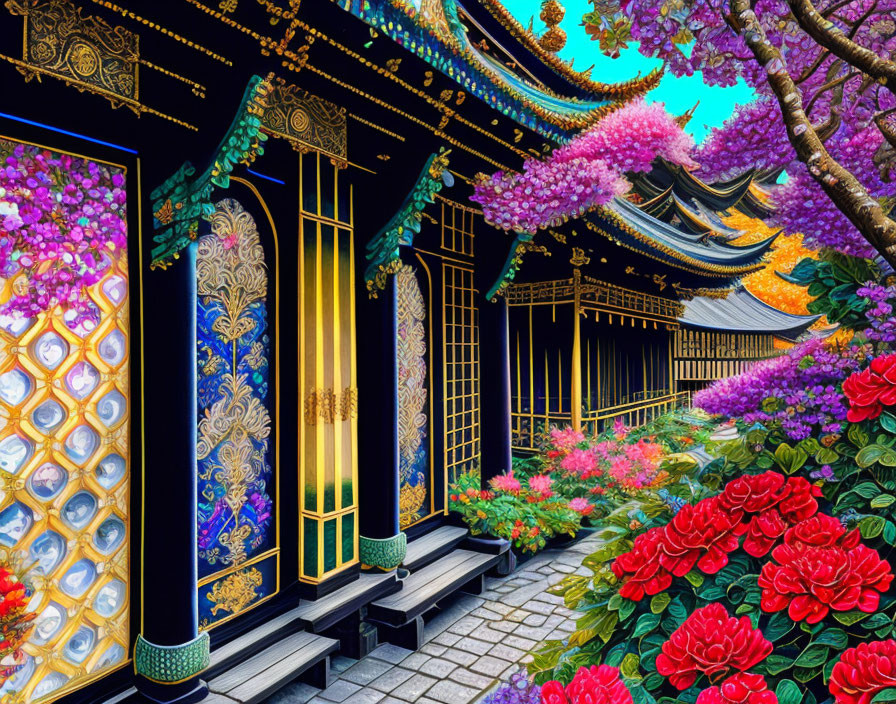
[295,571,400,633]
[208,602,307,678]
[207,629,338,704]
[402,526,469,572]
[369,549,499,627]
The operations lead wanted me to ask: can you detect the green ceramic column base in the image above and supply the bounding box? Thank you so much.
[360,533,407,571]
[135,632,210,684]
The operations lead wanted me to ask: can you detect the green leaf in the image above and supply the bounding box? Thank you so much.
[852,481,883,498]
[667,597,688,625]
[881,413,896,435]
[814,628,848,649]
[833,610,871,625]
[885,520,896,546]
[761,655,796,676]
[650,593,671,614]
[764,611,795,642]
[684,571,704,588]
[872,494,896,509]
[857,446,889,468]
[608,593,624,611]
[633,613,661,638]
[861,515,886,539]
[871,690,896,704]
[620,598,637,622]
[775,679,802,704]
[815,448,839,464]
[621,652,642,679]
[774,443,808,474]
[794,644,829,668]
[849,422,871,448]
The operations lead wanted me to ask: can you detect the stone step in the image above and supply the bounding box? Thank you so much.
[207,629,338,704]
[402,525,469,572]
[295,571,400,633]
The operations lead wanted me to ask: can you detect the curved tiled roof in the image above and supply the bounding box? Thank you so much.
[680,286,820,340]
[336,0,657,139]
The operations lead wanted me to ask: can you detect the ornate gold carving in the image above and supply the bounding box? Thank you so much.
[303,388,355,424]
[304,389,318,426]
[339,387,357,421]
[570,247,591,266]
[319,388,337,424]
[385,57,402,73]
[9,0,138,107]
[423,70,434,86]
[206,568,264,616]
[261,80,347,162]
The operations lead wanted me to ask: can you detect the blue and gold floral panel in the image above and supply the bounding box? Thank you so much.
[196,198,277,629]
[397,263,433,529]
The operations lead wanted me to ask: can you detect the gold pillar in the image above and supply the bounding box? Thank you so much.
[571,269,583,430]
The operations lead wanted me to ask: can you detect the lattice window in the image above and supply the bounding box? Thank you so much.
[440,201,475,258]
[0,139,129,703]
[443,264,480,484]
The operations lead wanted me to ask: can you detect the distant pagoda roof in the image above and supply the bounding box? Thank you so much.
[585,196,776,277]
[333,0,660,140]
[679,286,820,340]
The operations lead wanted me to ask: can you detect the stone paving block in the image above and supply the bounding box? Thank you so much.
[533,593,564,605]
[420,643,448,657]
[490,620,516,633]
[547,629,570,640]
[371,644,415,665]
[267,682,322,704]
[332,656,358,675]
[521,654,535,665]
[443,648,479,666]
[433,631,462,647]
[469,625,505,643]
[503,580,551,607]
[503,635,538,651]
[506,609,531,623]
[489,643,526,661]
[522,614,547,627]
[320,680,362,703]
[537,566,555,575]
[483,602,515,615]
[494,586,515,594]
[455,637,492,655]
[419,698,441,704]
[420,658,458,678]
[426,680,481,704]
[556,620,576,632]
[544,614,566,628]
[447,616,485,637]
[553,563,576,573]
[402,653,432,670]
[470,607,503,621]
[470,655,512,677]
[341,658,395,686]
[450,668,495,689]
[513,624,553,640]
[369,668,417,693]
[546,573,567,586]
[391,674,440,702]
[524,600,556,615]
[341,690,386,704]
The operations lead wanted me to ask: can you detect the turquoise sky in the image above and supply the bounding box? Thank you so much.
[502,0,756,143]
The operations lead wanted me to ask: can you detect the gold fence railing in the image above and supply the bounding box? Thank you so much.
[511,390,692,452]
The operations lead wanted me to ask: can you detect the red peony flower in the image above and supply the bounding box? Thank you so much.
[776,477,823,524]
[612,526,672,601]
[742,509,788,558]
[720,472,787,514]
[830,640,896,704]
[843,355,896,422]
[657,603,773,689]
[696,673,777,704]
[541,665,633,704]
[660,496,741,576]
[758,542,894,623]
[784,514,860,550]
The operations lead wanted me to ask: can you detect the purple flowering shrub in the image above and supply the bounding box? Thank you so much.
[482,671,542,704]
[0,139,127,325]
[857,282,896,346]
[693,339,867,440]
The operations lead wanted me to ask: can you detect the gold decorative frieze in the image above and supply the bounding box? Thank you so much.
[261,80,347,163]
[304,387,358,425]
[206,567,263,616]
[7,0,138,106]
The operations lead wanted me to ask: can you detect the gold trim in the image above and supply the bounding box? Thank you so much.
[198,547,280,587]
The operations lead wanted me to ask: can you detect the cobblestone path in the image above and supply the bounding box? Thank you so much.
[266,530,606,704]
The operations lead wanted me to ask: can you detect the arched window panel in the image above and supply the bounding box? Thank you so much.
[397,262,434,530]
[196,198,278,629]
[0,137,130,703]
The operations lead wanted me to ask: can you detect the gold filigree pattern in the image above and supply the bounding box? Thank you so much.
[8,0,138,107]
[196,200,271,570]
[261,80,347,162]
[206,567,263,616]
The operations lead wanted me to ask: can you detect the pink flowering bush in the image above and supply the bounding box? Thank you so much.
[471,100,695,233]
[0,139,127,325]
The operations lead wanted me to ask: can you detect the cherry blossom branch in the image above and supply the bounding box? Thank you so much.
[730,0,896,264]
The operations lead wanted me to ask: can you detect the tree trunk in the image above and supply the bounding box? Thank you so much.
[729,0,896,268]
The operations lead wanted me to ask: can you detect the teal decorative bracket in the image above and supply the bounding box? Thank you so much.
[364,149,452,297]
[360,533,408,571]
[149,74,273,269]
[487,232,534,300]
[135,632,210,684]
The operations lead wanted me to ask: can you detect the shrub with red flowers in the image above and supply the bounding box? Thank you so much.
[656,603,773,689]
[843,354,896,422]
[829,640,896,704]
[531,467,896,704]
[0,565,34,682]
[541,665,633,704]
